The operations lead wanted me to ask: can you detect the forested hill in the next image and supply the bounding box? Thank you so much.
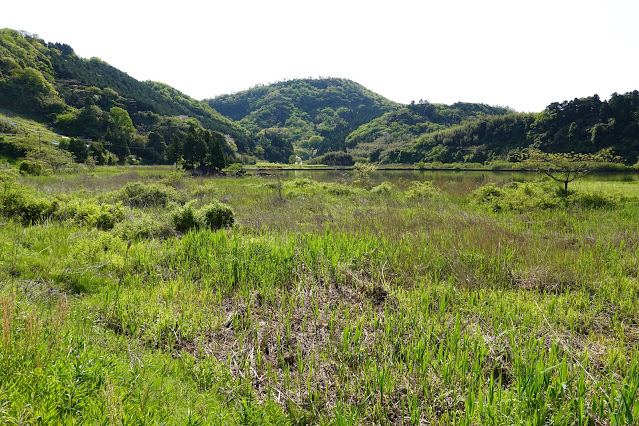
[205,78,400,155]
[0,28,286,164]
[392,92,639,165]
[2,29,637,167]
[346,101,513,162]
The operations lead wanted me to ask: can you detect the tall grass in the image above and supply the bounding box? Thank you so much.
[1,169,638,424]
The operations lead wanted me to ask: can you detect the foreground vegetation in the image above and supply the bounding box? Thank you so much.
[1,166,639,424]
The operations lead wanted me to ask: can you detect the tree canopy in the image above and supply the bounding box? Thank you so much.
[521,148,619,192]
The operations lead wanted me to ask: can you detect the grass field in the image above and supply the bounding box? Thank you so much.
[1,168,638,424]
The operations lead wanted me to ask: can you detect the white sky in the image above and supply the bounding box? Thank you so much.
[2,0,638,112]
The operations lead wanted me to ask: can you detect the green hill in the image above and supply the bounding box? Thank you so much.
[206,78,400,156]
[346,101,513,162]
[0,28,280,165]
[393,92,639,165]
[2,29,637,167]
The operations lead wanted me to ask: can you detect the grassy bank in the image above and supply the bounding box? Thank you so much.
[1,169,638,424]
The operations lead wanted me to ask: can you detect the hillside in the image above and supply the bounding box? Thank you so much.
[0,29,286,165]
[346,101,513,162]
[1,29,637,167]
[206,78,400,156]
[391,92,639,165]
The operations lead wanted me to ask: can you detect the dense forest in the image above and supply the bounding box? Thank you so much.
[0,29,291,166]
[206,78,399,157]
[346,101,514,163]
[397,93,639,165]
[1,28,638,167]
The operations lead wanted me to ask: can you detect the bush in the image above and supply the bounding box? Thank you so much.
[0,179,58,223]
[171,201,199,233]
[281,178,363,198]
[55,199,125,230]
[19,160,47,175]
[568,191,618,208]
[198,201,234,230]
[371,181,394,195]
[160,170,187,188]
[222,163,247,176]
[322,182,362,196]
[170,200,235,233]
[113,213,174,240]
[91,203,126,230]
[116,182,178,207]
[404,181,441,200]
[309,151,355,166]
[470,183,504,206]
[471,181,617,212]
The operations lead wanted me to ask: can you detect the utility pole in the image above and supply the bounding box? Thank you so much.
[38,130,41,150]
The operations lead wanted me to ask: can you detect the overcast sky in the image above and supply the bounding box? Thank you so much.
[2,0,637,112]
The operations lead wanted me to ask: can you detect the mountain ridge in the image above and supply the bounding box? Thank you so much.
[1,28,638,167]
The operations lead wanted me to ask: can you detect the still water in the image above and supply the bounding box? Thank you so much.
[250,169,639,195]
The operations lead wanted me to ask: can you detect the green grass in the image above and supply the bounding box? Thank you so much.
[0,110,62,142]
[1,169,639,424]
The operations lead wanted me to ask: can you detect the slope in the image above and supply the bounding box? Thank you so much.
[346,101,514,162]
[206,78,400,155]
[0,28,271,163]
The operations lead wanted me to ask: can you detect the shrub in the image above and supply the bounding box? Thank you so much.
[116,182,178,207]
[19,160,47,175]
[568,191,618,209]
[404,181,441,200]
[20,197,59,223]
[198,201,234,230]
[0,179,58,223]
[471,183,504,206]
[170,201,235,233]
[371,181,394,195]
[285,178,316,189]
[55,199,125,230]
[471,180,617,212]
[171,202,199,233]
[322,182,361,196]
[160,170,187,188]
[113,213,174,240]
[309,151,355,166]
[222,163,247,176]
[23,148,75,172]
[91,204,126,230]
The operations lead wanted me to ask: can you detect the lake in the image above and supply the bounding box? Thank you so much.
[249,169,639,194]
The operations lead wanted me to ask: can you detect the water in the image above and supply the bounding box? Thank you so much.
[250,169,639,195]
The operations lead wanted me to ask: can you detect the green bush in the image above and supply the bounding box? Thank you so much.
[309,151,355,166]
[171,202,199,232]
[160,170,187,188]
[55,199,125,230]
[170,201,235,233]
[19,160,47,175]
[371,181,394,195]
[198,201,234,230]
[568,191,618,209]
[284,178,317,190]
[91,203,126,230]
[404,181,441,200]
[113,213,174,240]
[322,182,362,196]
[0,179,58,223]
[471,183,504,207]
[471,181,617,212]
[222,163,247,176]
[116,182,179,207]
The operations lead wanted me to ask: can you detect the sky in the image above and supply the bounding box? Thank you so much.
[2,0,638,112]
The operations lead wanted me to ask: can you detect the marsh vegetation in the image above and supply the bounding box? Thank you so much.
[1,167,638,424]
